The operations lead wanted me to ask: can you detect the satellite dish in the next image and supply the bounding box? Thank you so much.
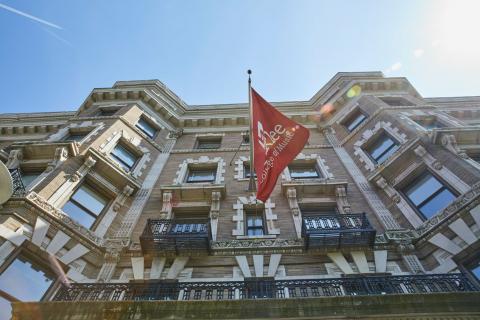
[0,162,13,204]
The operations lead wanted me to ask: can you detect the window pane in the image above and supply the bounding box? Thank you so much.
[0,297,11,320]
[197,139,221,149]
[375,143,399,164]
[62,200,97,228]
[187,169,216,182]
[419,189,456,218]
[369,135,395,161]
[111,144,137,170]
[346,113,367,132]
[63,133,88,142]
[470,263,480,280]
[243,164,257,178]
[405,174,443,206]
[71,185,107,215]
[136,118,157,139]
[0,257,53,302]
[289,166,320,179]
[415,119,445,130]
[21,172,40,187]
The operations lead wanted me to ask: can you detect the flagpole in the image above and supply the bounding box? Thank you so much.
[247,69,256,192]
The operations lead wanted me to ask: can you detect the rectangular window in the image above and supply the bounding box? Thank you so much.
[245,210,264,236]
[62,131,89,142]
[379,97,412,106]
[136,117,157,139]
[403,172,457,219]
[243,163,257,178]
[366,133,399,164]
[414,118,446,130]
[110,143,138,172]
[186,168,216,183]
[467,151,480,163]
[20,170,41,187]
[0,255,53,319]
[62,184,108,228]
[97,108,119,117]
[289,163,321,179]
[344,110,367,132]
[196,137,221,150]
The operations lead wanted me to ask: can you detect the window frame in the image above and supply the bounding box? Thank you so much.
[110,142,140,172]
[135,116,158,139]
[343,109,367,132]
[401,171,458,220]
[413,117,447,130]
[243,162,257,179]
[0,248,58,304]
[364,132,400,165]
[185,167,217,183]
[195,137,222,150]
[96,107,120,117]
[245,208,266,236]
[61,183,110,229]
[288,163,322,179]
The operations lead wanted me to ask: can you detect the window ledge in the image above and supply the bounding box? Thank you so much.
[236,235,277,240]
[281,179,348,197]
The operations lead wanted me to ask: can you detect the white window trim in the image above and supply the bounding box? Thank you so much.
[353,121,407,171]
[99,130,151,178]
[173,156,225,185]
[232,196,279,237]
[282,153,333,181]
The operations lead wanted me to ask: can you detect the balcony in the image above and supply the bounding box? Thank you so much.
[302,213,376,250]
[8,168,26,197]
[140,218,211,255]
[52,273,478,302]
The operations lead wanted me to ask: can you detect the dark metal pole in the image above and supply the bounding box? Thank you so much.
[247,70,256,192]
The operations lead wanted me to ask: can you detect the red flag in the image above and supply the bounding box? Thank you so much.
[251,88,310,202]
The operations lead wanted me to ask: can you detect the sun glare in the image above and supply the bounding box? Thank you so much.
[429,0,480,63]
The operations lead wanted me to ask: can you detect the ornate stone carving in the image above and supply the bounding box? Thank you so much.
[46,147,68,172]
[211,238,304,255]
[113,185,134,212]
[26,191,103,245]
[335,186,352,213]
[160,191,173,219]
[441,134,468,158]
[6,149,23,169]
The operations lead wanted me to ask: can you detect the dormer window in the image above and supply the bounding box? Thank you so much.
[110,143,139,172]
[62,130,91,143]
[136,117,158,139]
[97,107,119,117]
[379,97,412,106]
[365,132,399,165]
[414,117,446,130]
[344,110,367,132]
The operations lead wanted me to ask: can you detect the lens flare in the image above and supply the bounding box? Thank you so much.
[347,85,362,98]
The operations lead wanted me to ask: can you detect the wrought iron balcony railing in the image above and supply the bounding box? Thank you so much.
[52,273,478,302]
[140,218,211,255]
[302,213,376,249]
[8,168,26,196]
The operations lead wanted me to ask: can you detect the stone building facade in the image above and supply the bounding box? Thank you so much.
[1,72,480,319]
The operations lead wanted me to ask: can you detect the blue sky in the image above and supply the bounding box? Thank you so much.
[1,0,480,114]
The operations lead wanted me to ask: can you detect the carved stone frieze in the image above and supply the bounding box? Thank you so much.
[26,191,103,246]
[211,238,304,255]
